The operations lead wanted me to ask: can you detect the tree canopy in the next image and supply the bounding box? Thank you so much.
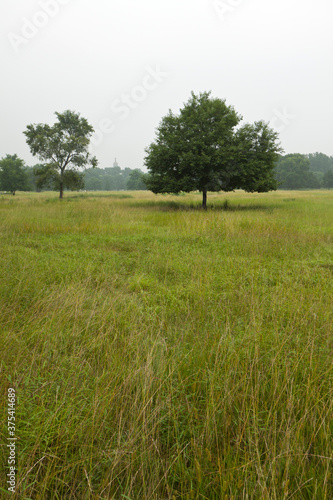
[0,154,30,195]
[24,110,97,198]
[144,91,282,208]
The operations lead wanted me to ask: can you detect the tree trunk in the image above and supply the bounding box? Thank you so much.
[202,188,207,210]
[12,190,15,196]
[59,179,63,199]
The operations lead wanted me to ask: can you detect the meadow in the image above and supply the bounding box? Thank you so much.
[0,190,332,499]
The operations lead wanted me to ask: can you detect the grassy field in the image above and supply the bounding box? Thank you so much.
[1,190,333,499]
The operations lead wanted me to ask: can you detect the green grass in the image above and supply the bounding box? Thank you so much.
[1,190,333,499]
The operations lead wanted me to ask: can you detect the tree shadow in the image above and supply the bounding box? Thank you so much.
[46,193,134,202]
[128,199,280,212]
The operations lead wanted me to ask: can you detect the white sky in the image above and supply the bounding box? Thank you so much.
[2,0,332,170]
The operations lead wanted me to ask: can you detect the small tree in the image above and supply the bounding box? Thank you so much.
[24,110,97,198]
[0,154,30,195]
[144,92,282,208]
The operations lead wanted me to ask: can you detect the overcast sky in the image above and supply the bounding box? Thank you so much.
[2,0,332,170]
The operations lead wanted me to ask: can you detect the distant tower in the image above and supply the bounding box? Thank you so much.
[113,158,119,168]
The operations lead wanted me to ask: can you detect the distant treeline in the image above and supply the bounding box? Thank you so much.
[1,152,333,193]
[84,166,146,191]
[20,165,147,192]
[275,152,333,189]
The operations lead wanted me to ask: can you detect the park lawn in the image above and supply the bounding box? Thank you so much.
[1,190,333,499]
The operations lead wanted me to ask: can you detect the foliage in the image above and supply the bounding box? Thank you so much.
[0,154,31,194]
[24,110,97,198]
[275,154,321,189]
[84,166,134,191]
[308,152,333,174]
[33,164,84,192]
[24,165,41,192]
[322,169,333,188]
[32,163,58,190]
[144,91,282,207]
[232,121,282,192]
[127,168,147,190]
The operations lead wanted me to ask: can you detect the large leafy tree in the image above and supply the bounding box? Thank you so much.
[144,91,282,208]
[0,154,30,195]
[24,110,97,198]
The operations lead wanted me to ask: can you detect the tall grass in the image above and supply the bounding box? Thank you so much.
[1,190,333,499]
